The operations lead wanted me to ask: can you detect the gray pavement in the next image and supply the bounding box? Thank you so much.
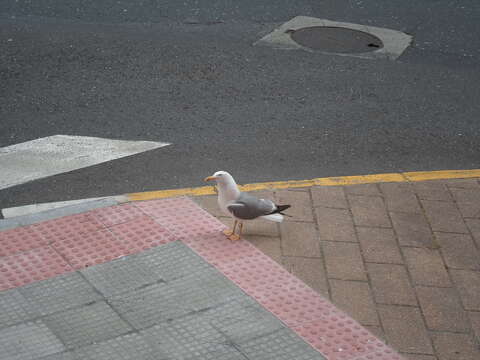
[0,241,325,360]
[1,1,479,209]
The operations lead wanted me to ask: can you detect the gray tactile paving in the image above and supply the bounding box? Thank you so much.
[36,352,76,360]
[0,289,33,329]
[204,297,284,344]
[72,333,162,360]
[109,267,245,330]
[170,268,245,311]
[142,313,244,360]
[236,328,326,360]
[134,241,211,281]
[43,301,133,349]
[108,282,190,330]
[81,256,160,297]
[19,272,102,317]
[0,321,64,360]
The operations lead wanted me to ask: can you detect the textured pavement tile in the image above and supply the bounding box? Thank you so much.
[141,312,244,360]
[131,241,211,281]
[0,321,64,360]
[274,190,314,222]
[80,255,161,297]
[349,195,391,227]
[450,270,480,310]
[413,181,452,201]
[367,263,417,306]
[282,256,329,296]
[43,301,132,348]
[72,333,160,360]
[421,200,468,233]
[311,186,347,208]
[110,268,243,329]
[435,232,480,270]
[315,207,357,242]
[431,332,480,360]
[345,183,381,196]
[390,211,436,248]
[378,305,433,354]
[19,272,101,317]
[416,286,469,332]
[280,221,320,257]
[0,289,33,329]
[402,247,451,287]
[322,241,367,281]
[203,296,284,344]
[108,282,187,329]
[380,182,422,213]
[36,352,76,360]
[465,218,480,248]
[247,236,283,264]
[236,328,325,360]
[469,311,480,342]
[330,279,379,326]
[357,227,403,264]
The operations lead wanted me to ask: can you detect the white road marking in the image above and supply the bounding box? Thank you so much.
[1,195,128,218]
[0,135,170,190]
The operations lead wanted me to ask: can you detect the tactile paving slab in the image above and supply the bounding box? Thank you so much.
[43,301,133,349]
[18,272,101,317]
[0,321,65,360]
[0,246,73,291]
[0,225,48,257]
[0,289,33,329]
[89,203,145,227]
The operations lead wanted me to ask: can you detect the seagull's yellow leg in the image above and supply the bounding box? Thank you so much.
[223,220,237,237]
[228,222,242,241]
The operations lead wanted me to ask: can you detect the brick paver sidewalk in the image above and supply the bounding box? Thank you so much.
[193,178,480,360]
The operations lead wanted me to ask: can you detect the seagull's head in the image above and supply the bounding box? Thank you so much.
[204,171,235,185]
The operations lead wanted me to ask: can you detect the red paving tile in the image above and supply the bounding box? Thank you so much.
[89,203,145,227]
[109,216,176,252]
[0,225,49,257]
[0,246,72,290]
[33,212,104,243]
[52,229,131,269]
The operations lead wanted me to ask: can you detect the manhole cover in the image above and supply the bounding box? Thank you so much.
[289,26,384,53]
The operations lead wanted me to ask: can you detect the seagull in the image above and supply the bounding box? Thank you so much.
[204,171,291,240]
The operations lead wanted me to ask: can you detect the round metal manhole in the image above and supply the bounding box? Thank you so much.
[289,26,384,53]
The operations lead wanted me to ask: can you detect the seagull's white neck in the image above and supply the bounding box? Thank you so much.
[217,174,241,201]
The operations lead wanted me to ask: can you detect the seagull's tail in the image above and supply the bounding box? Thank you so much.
[260,213,284,223]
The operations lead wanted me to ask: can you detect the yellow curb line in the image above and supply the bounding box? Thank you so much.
[127,169,480,201]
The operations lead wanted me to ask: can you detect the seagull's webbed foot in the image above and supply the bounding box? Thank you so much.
[222,228,234,236]
[228,234,241,241]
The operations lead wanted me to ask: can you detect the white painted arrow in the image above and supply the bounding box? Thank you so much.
[0,135,170,190]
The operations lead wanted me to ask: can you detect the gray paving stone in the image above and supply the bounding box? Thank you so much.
[108,282,189,330]
[36,352,76,360]
[19,273,101,317]
[109,268,243,329]
[81,256,161,298]
[43,301,132,349]
[0,289,33,329]
[142,313,243,360]
[134,241,211,281]
[204,296,284,344]
[236,328,325,360]
[72,333,161,360]
[0,321,64,360]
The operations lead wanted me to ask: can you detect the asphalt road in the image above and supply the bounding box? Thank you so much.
[1,1,479,210]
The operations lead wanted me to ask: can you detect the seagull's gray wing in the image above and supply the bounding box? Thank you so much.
[226,192,276,220]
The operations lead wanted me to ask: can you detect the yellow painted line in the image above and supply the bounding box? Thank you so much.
[127,169,480,201]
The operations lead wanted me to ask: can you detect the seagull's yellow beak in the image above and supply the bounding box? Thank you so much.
[204,176,217,182]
